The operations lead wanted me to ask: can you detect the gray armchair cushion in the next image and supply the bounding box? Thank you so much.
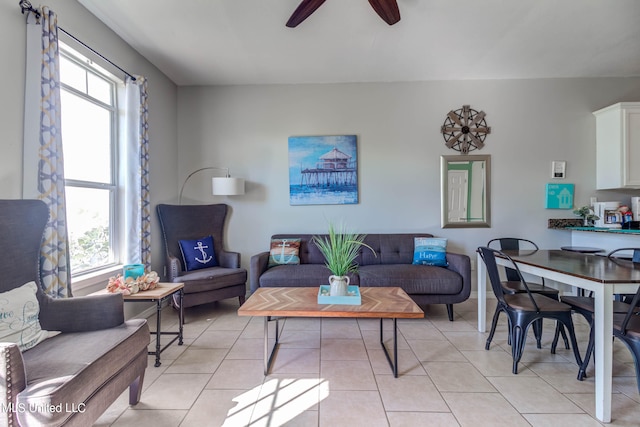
[18,319,149,426]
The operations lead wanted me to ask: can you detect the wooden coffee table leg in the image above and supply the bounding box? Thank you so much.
[264,316,280,375]
[380,318,399,377]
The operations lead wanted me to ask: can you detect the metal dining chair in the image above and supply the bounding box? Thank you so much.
[486,238,568,350]
[478,246,583,374]
[552,248,640,380]
[613,282,640,393]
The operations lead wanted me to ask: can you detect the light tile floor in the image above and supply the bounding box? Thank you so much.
[94,298,640,426]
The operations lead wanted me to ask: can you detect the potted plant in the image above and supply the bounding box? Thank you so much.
[313,222,375,296]
[573,206,599,227]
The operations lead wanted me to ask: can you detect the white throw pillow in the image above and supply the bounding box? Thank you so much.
[0,281,51,351]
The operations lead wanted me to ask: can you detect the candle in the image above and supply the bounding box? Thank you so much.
[123,264,145,280]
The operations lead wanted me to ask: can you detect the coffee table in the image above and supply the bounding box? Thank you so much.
[237,287,424,377]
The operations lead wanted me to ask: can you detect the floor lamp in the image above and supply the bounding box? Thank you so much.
[179,167,245,204]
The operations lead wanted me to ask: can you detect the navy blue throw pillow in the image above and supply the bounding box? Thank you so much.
[179,236,218,271]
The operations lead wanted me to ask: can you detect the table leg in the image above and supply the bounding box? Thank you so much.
[178,289,184,345]
[263,316,280,375]
[380,318,399,378]
[154,298,162,367]
[477,251,487,332]
[593,286,614,423]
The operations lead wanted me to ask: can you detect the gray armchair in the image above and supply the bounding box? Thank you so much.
[0,199,149,427]
[157,203,247,309]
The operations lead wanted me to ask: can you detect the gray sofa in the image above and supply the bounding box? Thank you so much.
[250,233,471,320]
[0,199,150,427]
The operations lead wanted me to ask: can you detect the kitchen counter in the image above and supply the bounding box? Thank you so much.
[566,226,640,235]
[547,219,640,252]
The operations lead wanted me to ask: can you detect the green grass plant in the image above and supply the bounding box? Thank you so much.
[313,222,375,277]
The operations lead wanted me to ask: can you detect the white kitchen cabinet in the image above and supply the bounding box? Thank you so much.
[594,102,640,189]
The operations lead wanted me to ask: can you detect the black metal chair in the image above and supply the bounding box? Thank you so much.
[613,283,640,394]
[486,238,568,349]
[478,246,583,374]
[552,247,640,380]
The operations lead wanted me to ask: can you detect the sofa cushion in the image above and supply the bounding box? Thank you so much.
[413,237,449,267]
[268,238,301,267]
[18,319,149,426]
[179,235,218,271]
[0,282,53,351]
[359,264,463,295]
[260,264,360,287]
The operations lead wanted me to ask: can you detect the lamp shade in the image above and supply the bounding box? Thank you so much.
[212,177,245,195]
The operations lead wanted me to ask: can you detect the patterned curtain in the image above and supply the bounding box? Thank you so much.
[123,77,151,270]
[32,7,71,298]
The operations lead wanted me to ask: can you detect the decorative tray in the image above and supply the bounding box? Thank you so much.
[317,285,361,305]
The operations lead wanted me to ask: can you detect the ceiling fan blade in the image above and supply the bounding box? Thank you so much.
[286,0,327,28]
[368,0,401,25]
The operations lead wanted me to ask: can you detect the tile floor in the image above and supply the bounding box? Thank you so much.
[94,298,640,426]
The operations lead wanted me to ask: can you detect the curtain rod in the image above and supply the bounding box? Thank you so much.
[19,0,136,82]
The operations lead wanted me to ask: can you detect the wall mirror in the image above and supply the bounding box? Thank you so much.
[441,154,491,228]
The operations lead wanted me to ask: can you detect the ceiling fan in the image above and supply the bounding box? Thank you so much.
[286,0,401,27]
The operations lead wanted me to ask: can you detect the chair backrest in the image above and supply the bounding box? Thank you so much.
[478,246,540,311]
[607,248,640,263]
[487,238,539,282]
[0,199,48,293]
[157,204,229,270]
[616,283,640,335]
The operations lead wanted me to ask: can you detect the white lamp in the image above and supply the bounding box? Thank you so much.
[179,167,245,204]
[212,177,245,196]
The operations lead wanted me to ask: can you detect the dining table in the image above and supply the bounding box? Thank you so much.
[476,249,640,423]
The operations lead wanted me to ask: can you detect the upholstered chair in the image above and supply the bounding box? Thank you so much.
[0,199,149,427]
[157,203,247,309]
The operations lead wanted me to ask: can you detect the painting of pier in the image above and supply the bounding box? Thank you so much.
[288,135,358,205]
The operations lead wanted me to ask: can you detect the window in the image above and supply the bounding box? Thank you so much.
[59,46,122,276]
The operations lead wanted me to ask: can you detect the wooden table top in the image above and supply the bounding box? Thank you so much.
[238,287,424,319]
[92,282,184,300]
[502,250,640,284]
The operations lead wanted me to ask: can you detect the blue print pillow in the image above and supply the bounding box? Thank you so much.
[413,237,448,267]
[179,235,218,271]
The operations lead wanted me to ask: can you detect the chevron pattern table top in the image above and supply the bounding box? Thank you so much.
[238,287,424,318]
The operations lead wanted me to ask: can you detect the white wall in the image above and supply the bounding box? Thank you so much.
[177,79,640,291]
[0,0,178,288]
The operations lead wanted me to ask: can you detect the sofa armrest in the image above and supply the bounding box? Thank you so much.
[38,293,125,332]
[0,342,26,426]
[217,250,241,269]
[250,251,270,293]
[445,252,472,299]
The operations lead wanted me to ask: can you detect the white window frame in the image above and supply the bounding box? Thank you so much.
[59,43,125,290]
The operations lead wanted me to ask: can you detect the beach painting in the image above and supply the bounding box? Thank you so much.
[288,135,358,205]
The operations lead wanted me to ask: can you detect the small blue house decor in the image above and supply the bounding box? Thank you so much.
[545,183,574,209]
[288,135,358,205]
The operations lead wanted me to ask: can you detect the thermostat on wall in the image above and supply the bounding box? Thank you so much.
[552,161,566,179]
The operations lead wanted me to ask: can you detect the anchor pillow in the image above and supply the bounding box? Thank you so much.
[179,235,218,271]
[268,238,301,268]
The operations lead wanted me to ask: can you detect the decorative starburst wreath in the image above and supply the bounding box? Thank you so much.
[441,105,491,153]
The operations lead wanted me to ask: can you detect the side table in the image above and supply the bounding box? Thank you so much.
[126,283,184,367]
[93,282,184,367]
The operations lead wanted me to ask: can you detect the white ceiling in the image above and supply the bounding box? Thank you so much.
[78,0,640,86]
